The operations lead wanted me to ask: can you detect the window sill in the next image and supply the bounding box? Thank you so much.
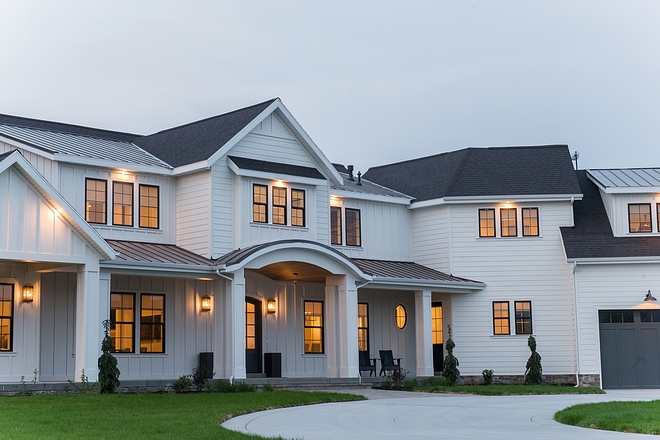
[302,354,326,357]
[250,222,309,231]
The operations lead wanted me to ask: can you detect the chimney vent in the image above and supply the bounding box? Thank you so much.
[347,165,354,181]
[357,171,362,185]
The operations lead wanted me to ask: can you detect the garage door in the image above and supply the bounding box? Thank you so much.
[599,310,660,389]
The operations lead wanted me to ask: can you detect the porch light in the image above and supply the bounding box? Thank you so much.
[267,298,277,314]
[645,290,657,302]
[22,283,34,303]
[201,295,212,311]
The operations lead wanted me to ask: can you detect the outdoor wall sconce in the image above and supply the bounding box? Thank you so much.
[22,283,34,303]
[201,295,212,311]
[267,298,277,314]
[645,290,657,302]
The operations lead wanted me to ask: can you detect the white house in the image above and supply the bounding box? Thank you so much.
[0,98,657,389]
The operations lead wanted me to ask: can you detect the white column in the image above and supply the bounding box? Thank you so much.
[225,269,246,380]
[415,290,434,377]
[325,275,359,379]
[74,263,101,382]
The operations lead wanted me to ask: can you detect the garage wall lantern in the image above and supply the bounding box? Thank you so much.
[201,295,212,311]
[267,298,277,314]
[644,290,657,302]
[22,283,34,303]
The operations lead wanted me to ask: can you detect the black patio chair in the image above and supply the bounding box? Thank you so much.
[379,350,402,376]
[359,351,377,377]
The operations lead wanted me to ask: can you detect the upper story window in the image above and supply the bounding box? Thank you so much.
[85,178,107,224]
[331,207,342,245]
[253,183,306,227]
[139,185,159,229]
[330,206,362,247]
[479,208,495,237]
[113,182,134,226]
[253,184,268,223]
[346,208,361,246]
[500,208,517,237]
[522,208,539,237]
[629,203,651,233]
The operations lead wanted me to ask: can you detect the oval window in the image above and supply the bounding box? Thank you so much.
[395,304,407,329]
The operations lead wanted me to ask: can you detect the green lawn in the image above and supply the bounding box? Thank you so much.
[554,400,660,435]
[414,383,605,396]
[0,391,364,439]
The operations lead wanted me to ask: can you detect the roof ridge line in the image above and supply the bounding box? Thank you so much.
[445,148,474,195]
[0,113,141,141]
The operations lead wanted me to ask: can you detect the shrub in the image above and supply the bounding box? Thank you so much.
[384,368,409,389]
[232,382,256,393]
[262,383,275,392]
[525,335,542,385]
[482,369,494,385]
[98,320,120,394]
[402,379,418,391]
[191,365,211,389]
[171,375,192,393]
[204,380,256,393]
[380,379,392,390]
[442,324,460,386]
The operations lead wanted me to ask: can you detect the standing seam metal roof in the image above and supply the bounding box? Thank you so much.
[587,169,660,188]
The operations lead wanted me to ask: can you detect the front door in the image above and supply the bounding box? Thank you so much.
[432,302,444,372]
[245,298,262,374]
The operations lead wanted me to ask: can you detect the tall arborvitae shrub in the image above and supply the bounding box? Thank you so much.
[98,319,121,393]
[442,324,460,386]
[524,335,542,385]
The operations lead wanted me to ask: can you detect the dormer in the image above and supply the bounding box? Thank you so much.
[587,169,660,237]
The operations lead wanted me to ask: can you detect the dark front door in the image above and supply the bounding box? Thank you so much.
[245,298,262,374]
[432,302,444,372]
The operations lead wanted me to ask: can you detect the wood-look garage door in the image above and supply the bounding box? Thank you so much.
[599,310,660,389]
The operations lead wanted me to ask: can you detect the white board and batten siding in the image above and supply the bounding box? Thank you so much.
[332,198,413,261]
[0,140,59,186]
[58,164,176,244]
[599,190,660,237]
[415,201,578,376]
[573,262,660,376]
[176,170,212,257]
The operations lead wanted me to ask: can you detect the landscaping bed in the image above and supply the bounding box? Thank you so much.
[555,400,660,435]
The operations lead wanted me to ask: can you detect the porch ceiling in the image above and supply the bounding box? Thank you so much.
[250,261,331,283]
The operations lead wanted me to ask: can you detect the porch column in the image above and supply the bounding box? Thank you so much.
[223,269,246,380]
[325,275,359,378]
[414,289,434,377]
[74,263,101,382]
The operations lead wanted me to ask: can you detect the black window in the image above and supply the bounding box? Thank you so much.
[515,301,532,334]
[140,294,165,353]
[522,208,539,237]
[113,182,134,226]
[493,301,510,335]
[500,208,517,237]
[85,178,107,224]
[304,301,324,353]
[253,184,268,223]
[0,284,14,352]
[479,208,495,237]
[629,204,651,233]
[346,208,361,246]
[358,303,369,352]
[139,185,159,229]
[110,293,135,353]
[272,187,287,225]
[331,207,342,245]
[291,189,305,227]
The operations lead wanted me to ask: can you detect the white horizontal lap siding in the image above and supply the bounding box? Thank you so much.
[210,164,233,257]
[574,263,660,374]
[230,114,317,168]
[176,171,211,257]
[448,202,576,376]
[1,141,59,185]
[412,206,450,273]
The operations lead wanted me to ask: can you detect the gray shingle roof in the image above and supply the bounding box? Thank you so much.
[364,145,582,202]
[560,170,660,259]
[228,156,325,180]
[107,240,213,266]
[134,99,277,167]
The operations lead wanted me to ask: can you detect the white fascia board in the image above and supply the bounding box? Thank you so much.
[5,152,115,259]
[570,256,660,265]
[0,134,56,159]
[172,160,210,176]
[329,189,412,205]
[366,277,486,292]
[228,159,327,186]
[53,153,173,175]
[100,260,216,278]
[409,194,583,209]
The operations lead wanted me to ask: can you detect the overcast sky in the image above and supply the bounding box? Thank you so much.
[1,1,659,174]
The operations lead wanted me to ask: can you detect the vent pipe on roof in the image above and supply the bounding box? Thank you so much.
[572,151,579,170]
[357,171,362,185]
[347,165,355,181]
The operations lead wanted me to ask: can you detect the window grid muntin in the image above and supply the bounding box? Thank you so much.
[500,208,517,237]
[272,187,287,225]
[85,178,107,224]
[395,304,407,329]
[479,208,495,237]
[358,303,369,352]
[514,301,533,334]
[110,293,135,353]
[304,301,324,354]
[0,284,14,352]
[330,207,342,245]
[291,189,305,227]
[493,301,510,335]
[253,184,268,223]
[629,203,652,233]
[522,208,539,237]
[112,182,134,226]
[346,208,361,247]
[139,185,159,229]
[140,294,165,353]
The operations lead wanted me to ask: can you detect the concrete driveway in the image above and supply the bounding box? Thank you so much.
[222,388,660,439]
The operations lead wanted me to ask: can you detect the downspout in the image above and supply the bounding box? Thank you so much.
[572,261,581,387]
[216,269,234,383]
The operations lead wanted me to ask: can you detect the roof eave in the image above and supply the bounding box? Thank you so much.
[367,277,486,291]
[53,153,173,174]
[101,259,215,275]
[569,256,660,265]
[329,189,413,205]
[228,159,327,186]
[410,194,583,209]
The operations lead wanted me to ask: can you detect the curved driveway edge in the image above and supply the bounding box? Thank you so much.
[222,389,659,439]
